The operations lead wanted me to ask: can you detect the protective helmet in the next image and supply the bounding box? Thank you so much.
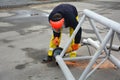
[50,13,64,32]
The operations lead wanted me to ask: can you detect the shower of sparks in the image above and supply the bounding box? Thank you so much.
[65,60,115,69]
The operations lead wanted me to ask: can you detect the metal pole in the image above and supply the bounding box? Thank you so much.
[88,17,120,68]
[109,54,120,68]
[87,38,100,49]
[60,15,86,57]
[85,57,108,80]
[84,9,120,33]
[63,55,105,61]
[88,18,110,59]
[88,18,102,43]
[117,32,120,41]
[108,31,115,54]
[106,44,120,51]
[79,29,113,80]
[56,55,75,80]
[88,19,109,52]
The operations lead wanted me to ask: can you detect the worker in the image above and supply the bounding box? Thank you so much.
[42,4,82,63]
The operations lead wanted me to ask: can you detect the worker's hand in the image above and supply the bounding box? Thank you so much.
[66,46,73,53]
[53,37,60,46]
[71,43,80,51]
[66,44,80,53]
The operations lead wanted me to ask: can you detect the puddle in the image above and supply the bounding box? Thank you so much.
[22,48,47,62]
[15,63,28,70]
[8,45,15,48]
[10,10,42,18]
[0,39,13,43]
[21,47,59,67]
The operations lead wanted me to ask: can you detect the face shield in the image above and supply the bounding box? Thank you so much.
[50,18,64,33]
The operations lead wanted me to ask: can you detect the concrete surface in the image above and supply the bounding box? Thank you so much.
[0,0,120,80]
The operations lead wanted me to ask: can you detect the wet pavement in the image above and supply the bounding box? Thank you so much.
[0,9,49,33]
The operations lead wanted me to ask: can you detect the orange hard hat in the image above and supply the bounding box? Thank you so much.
[50,18,64,31]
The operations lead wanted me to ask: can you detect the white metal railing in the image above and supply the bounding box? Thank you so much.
[55,9,120,80]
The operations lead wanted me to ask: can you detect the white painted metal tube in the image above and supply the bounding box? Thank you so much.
[87,38,100,49]
[83,38,120,51]
[82,39,89,44]
[82,39,100,45]
[60,15,86,57]
[63,55,105,61]
[88,18,109,56]
[85,57,108,80]
[56,55,75,80]
[83,9,120,33]
[88,18,102,43]
[106,44,120,51]
[79,29,113,80]
[117,32,120,40]
[109,54,120,68]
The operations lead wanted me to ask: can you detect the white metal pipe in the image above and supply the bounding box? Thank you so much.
[88,18,102,43]
[79,29,113,80]
[63,55,105,61]
[82,39,89,44]
[106,44,120,51]
[85,57,108,80]
[82,39,100,45]
[87,38,100,49]
[89,18,110,56]
[83,38,120,51]
[109,54,120,68]
[60,15,86,57]
[55,55,75,80]
[117,32,120,40]
[83,9,120,33]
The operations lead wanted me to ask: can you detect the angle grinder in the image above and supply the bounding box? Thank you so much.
[53,47,63,58]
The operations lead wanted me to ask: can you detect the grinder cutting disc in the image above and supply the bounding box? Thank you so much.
[53,47,63,57]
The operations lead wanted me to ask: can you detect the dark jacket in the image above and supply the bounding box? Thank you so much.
[49,4,82,44]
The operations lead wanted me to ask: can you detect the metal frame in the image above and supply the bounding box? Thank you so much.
[55,9,120,80]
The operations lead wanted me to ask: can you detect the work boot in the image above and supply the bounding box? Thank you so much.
[42,56,53,63]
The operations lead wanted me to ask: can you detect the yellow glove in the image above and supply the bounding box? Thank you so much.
[71,43,80,51]
[52,37,60,46]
